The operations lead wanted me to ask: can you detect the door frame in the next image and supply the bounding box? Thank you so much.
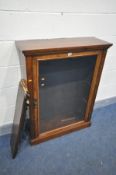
[27,50,106,144]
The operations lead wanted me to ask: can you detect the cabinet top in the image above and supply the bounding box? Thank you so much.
[16,37,112,56]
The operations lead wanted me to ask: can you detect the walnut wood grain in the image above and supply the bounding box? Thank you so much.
[16,37,112,56]
[16,37,112,144]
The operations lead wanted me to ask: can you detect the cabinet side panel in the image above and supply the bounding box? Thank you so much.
[84,50,107,121]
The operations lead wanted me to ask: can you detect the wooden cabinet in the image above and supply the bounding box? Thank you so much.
[16,37,112,145]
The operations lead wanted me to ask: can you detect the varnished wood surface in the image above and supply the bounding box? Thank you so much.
[10,79,28,158]
[30,121,91,145]
[31,51,98,140]
[26,56,39,139]
[16,37,112,56]
[84,51,107,121]
[16,37,112,144]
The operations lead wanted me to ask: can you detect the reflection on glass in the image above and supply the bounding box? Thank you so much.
[39,56,97,133]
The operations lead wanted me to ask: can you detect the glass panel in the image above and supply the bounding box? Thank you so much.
[39,55,97,133]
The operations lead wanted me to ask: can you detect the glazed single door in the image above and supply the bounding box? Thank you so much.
[39,55,97,133]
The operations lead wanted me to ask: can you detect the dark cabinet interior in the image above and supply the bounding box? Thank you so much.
[39,55,97,133]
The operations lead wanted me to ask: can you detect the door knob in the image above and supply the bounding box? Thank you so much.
[41,77,45,81]
[41,83,45,87]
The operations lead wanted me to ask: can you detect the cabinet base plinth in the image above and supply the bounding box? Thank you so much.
[30,121,91,145]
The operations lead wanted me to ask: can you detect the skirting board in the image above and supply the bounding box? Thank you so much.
[94,97,116,109]
[0,123,12,136]
[0,97,116,136]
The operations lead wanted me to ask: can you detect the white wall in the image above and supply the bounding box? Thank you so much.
[0,0,116,127]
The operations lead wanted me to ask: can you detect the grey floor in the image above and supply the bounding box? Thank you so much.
[0,103,116,175]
